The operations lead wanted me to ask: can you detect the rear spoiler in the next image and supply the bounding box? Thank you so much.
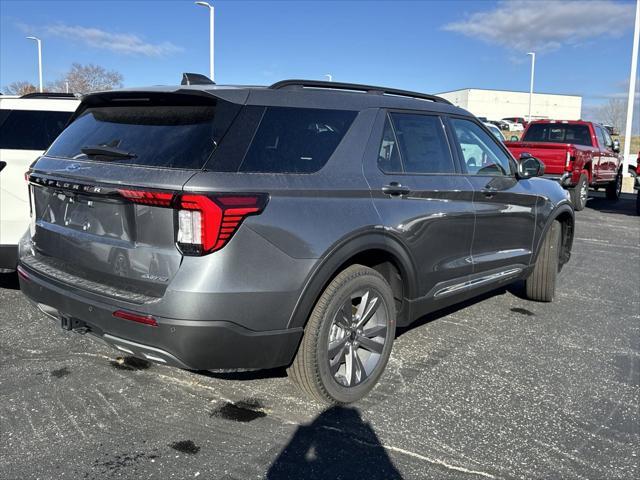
[67,88,250,124]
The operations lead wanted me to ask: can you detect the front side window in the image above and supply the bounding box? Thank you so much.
[386,113,455,174]
[601,128,614,150]
[450,118,513,176]
[239,107,357,173]
[0,109,73,150]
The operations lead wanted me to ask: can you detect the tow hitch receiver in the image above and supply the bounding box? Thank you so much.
[60,316,90,334]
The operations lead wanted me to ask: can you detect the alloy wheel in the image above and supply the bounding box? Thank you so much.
[327,289,388,387]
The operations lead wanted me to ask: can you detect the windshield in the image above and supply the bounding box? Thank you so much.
[523,123,592,146]
[46,97,241,169]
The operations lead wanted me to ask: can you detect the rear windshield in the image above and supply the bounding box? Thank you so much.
[523,123,592,146]
[238,107,357,173]
[0,109,73,150]
[46,97,240,169]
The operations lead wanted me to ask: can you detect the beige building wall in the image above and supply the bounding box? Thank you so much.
[437,89,582,121]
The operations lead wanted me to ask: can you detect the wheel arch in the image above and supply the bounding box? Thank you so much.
[287,231,417,330]
[533,203,574,268]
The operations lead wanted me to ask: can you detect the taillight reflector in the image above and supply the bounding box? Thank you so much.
[113,310,158,327]
[17,265,30,281]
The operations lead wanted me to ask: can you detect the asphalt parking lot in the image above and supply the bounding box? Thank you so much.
[1,191,638,480]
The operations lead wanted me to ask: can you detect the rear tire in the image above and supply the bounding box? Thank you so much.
[570,174,588,211]
[605,170,622,201]
[525,221,561,302]
[288,265,396,404]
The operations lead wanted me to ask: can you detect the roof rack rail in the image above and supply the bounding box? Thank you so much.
[20,92,77,99]
[269,79,453,105]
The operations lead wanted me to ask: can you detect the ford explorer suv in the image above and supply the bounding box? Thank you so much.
[0,92,79,272]
[506,120,622,210]
[18,79,574,404]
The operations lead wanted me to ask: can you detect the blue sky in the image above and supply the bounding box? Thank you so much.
[0,0,637,118]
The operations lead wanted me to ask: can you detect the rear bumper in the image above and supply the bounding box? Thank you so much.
[18,263,303,371]
[0,244,18,272]
[543,172,574,187]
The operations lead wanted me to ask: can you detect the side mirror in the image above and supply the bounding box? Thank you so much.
[510,135,519,141]
[612,139,620,153]
[517,153,545,179]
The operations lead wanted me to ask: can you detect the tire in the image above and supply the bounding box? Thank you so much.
[525,221,561,302]
[570,174,588,211]
[636,190,640,216]
[288,264,396,404]
[605,170,622,201]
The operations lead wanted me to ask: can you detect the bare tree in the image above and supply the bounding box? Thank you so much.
[597,98,626,134]
[4,81,37,95]
[49,63,123,95]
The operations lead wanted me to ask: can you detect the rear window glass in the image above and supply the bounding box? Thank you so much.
[239,107,357,173]
[46,97,240,169]
[523,123,592,146]
[0,109,73,150]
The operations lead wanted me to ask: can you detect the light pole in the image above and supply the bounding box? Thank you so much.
[621,0,639,185]
[324,74,333,82]
[195,1,214,82]
[527,52,535,122]
[26,36,43,92]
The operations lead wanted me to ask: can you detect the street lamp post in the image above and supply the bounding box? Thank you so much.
[26,36,43,92]
[621,0,639,184]
[324,74,333,82]
[527,52,535,123]
[195,1,215,82]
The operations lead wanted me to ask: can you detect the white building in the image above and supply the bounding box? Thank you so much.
[436,88,582,121]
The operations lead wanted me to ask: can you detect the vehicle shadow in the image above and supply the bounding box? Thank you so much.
[202,284,523,381]
[586,191,638,217]
[0,272,19,290]
[397,284,517,337]
[266,405,402,480]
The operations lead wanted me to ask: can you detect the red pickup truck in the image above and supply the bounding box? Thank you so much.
[506,120,622,210]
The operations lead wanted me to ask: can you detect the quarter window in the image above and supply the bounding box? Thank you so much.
[239,107,357,173]
[450,118,513,176]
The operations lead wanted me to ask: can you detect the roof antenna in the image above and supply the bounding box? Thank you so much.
[181,73,215,85]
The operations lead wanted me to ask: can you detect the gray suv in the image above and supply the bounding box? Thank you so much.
[18,79,574,404]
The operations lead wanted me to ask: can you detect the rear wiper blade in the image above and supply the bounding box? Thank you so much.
[81,145,137,159]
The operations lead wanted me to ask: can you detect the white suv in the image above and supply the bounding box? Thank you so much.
[0,93,79,271]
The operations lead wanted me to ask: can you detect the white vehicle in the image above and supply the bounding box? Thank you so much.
[484,122,506,142]
[501,119,524,132]
[0,93,79,271]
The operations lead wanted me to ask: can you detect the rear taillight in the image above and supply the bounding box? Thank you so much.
[118,189,174,207]
[117,188,267,256]
[565,150,575,172]
[177,194,267,255]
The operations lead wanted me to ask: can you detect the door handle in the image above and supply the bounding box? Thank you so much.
[382,182,411,196]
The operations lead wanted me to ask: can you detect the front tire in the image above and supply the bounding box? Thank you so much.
[525,221,561,302]
[288,265,396,404]
[605,170,622,201]
[570,174,588,211]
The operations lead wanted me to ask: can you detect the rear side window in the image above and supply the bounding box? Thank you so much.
[46,96,240,169]
[387,113,455,174]
[377,116,403,173]
[239,107,356,173]
[0,109,72,150]
[523,123,592,146]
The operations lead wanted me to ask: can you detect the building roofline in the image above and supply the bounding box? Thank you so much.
[436,87,582,98]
